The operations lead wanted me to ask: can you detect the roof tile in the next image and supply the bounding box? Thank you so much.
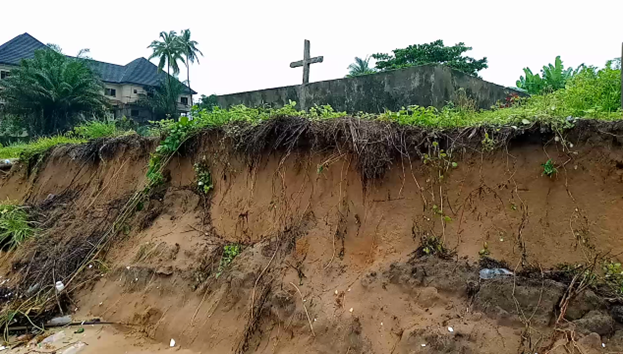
[0,33,195,94]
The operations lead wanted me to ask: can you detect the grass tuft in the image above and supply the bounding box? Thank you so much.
[0,201,35,250]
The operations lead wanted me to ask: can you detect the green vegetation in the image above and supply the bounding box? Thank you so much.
[195,94,219,112]
[72,118,135,139]
[216,244,241,278]
[419,235,451,258]
[541,159,557,177]
[0,49,108,136]
[144,29,203,118]
[148,30,186,89]
[194,162,213,194]
[137,79,187,120]
[479,242,490,257]
[0,118,137,160]
[517,56,581,94]
[146,57,620,186]
[372,40,488,76]
[0,135,86,160]
[0,201,35,250]
[604,260,623,294]
[346,56,376,78]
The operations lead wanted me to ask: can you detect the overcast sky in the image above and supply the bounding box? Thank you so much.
[1,0,621,97]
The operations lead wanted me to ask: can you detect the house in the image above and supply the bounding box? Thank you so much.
[0,33,195,122]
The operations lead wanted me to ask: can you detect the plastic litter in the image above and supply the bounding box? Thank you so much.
[46,315,72,326]
[55,281,65,292]
[41,331,66,344]
[170,338,176,347]
[448,327,454,332]
[479,268,513,280]
[58,341,87,354]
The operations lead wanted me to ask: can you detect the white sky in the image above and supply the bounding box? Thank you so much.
[1,0,621,97]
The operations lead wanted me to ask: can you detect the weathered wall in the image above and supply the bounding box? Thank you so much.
[217,64,522,112]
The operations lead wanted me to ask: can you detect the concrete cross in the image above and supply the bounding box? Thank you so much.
[290,39,324,85]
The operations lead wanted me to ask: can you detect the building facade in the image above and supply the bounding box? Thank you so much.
[0,33,195,122]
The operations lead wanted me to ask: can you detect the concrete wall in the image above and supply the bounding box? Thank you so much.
[217,64,522,113]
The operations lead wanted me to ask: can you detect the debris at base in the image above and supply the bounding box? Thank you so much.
[46,315,72,326]
[55,281,65,292]
[479,268,513,279]
[41,331,66,344]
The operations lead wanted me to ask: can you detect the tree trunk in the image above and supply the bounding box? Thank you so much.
[167,63,171,90]
[186,55,193,107]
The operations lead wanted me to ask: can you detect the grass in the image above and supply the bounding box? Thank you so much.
[0,118,135,160]
[72,118,135,140]
[0,201,35,250]
[0,136,86,160]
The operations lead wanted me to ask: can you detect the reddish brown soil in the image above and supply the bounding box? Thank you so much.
[2,129,623,354]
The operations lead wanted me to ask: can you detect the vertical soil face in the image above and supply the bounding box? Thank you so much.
[3,127,623,353]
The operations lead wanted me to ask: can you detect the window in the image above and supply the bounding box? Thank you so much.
[180,97,189,105]
[133,89,138,94]
[131,109,139,117]
[105,88,116,97]
[0,70,9,80]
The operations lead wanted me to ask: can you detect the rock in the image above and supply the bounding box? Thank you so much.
[565,290,606,321]
[156,266,173,276]
[417,287,442,307]
[611,305,623,323]
[577,332,601,349]
[573,310,615,336]
[474,278,565,326]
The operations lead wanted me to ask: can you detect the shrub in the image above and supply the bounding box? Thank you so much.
[560,59,621,115]
[516,56,579,95]
[72,117,135,139]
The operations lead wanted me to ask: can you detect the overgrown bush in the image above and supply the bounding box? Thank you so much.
[516,56,580,95]
[561,59,621,115]
[72,117,135,139]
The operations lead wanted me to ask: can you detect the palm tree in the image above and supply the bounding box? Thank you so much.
[148,31,185,89]
[178,29,203,106]
[0,49,107,136]
[346,56,376,78]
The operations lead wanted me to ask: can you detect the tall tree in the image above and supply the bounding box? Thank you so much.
[178,29,203,106]
[372,40,488,77]
[0,49,107,136]
[346,56,376,78]
[148,31,185,88]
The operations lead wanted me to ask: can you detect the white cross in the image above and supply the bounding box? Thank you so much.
[290,39,324,85]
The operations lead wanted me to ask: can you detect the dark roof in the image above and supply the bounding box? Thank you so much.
[0,33,196,94]
[0,33,47,65]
